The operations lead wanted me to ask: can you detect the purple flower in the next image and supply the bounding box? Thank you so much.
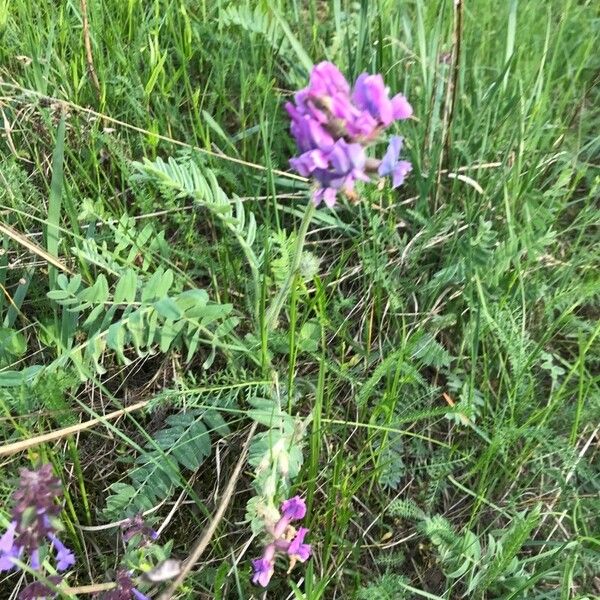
[98,570,150,600]
[280,496,307,521]
[287,62,413,204]
[310,61,351,96]
[120,515,158,547]
[377,135,412,188]
[289,149,329,178]
[0,465,76,577]
[352,73,394,125]
[286,103,334,153]
[311,139,369,207]
[352,74,413,126]
[378,136,412,188]
[30,548,41,570]
[251,557,274,587]
[0,520,20,572]
[288,527,311,563]
[391,93,413,120]
[294,62,352,124]
[251,544,275,588]
[313,187,337,208]
[47,534,75,571]
[273,495,308,538]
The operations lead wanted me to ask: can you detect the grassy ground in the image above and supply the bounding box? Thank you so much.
[0,0,599,598]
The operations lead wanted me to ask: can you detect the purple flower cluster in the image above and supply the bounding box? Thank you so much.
[120,514,158,547]
[0,465,75,599]
[286,62,413,207]
[252,496,312,587]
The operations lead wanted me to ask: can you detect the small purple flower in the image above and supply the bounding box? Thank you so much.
[251,544,275,588]
[97,570,150,600]
[30,548,41,570]
[311,139,369,207]
[280,496,307,521]
[310,61,351,96]
[288,527,311,563]
[120,515,158,547]
[252,557,274,587]
[313,187,337,208]
[0,520,20,572]
[352,73,394,125]
[286,103,334,153]
[352,74,413,126]
[294,62,352,124]
[289,149,329,178]
[47,534,75,571]
[378,135,412,188]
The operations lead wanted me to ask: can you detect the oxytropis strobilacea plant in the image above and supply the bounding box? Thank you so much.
[267,61,412,327]
[287,61,413,206]
[252,496,311,587]
[0,464,75,599]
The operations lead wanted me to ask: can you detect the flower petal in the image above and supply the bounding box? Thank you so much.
[288,527,311,562]
[378,135,403,176]
[323,188,337,207]
[391,94,413,120]
[48,535,76,571]
[251,557,274,587]
[392,161,412,188]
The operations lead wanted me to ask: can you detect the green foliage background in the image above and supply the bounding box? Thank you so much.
[0,0,598,598]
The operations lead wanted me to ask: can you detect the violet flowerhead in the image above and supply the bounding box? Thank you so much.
[287,61,413,205]
[251,495,312,586]
[0,465,75,579]
[11,464,62,552]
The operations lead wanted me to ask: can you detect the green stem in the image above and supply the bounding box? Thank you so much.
[215,215,261,325]
[265,200,316,329]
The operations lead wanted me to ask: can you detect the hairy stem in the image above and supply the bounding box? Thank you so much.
[265,200,316,329]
